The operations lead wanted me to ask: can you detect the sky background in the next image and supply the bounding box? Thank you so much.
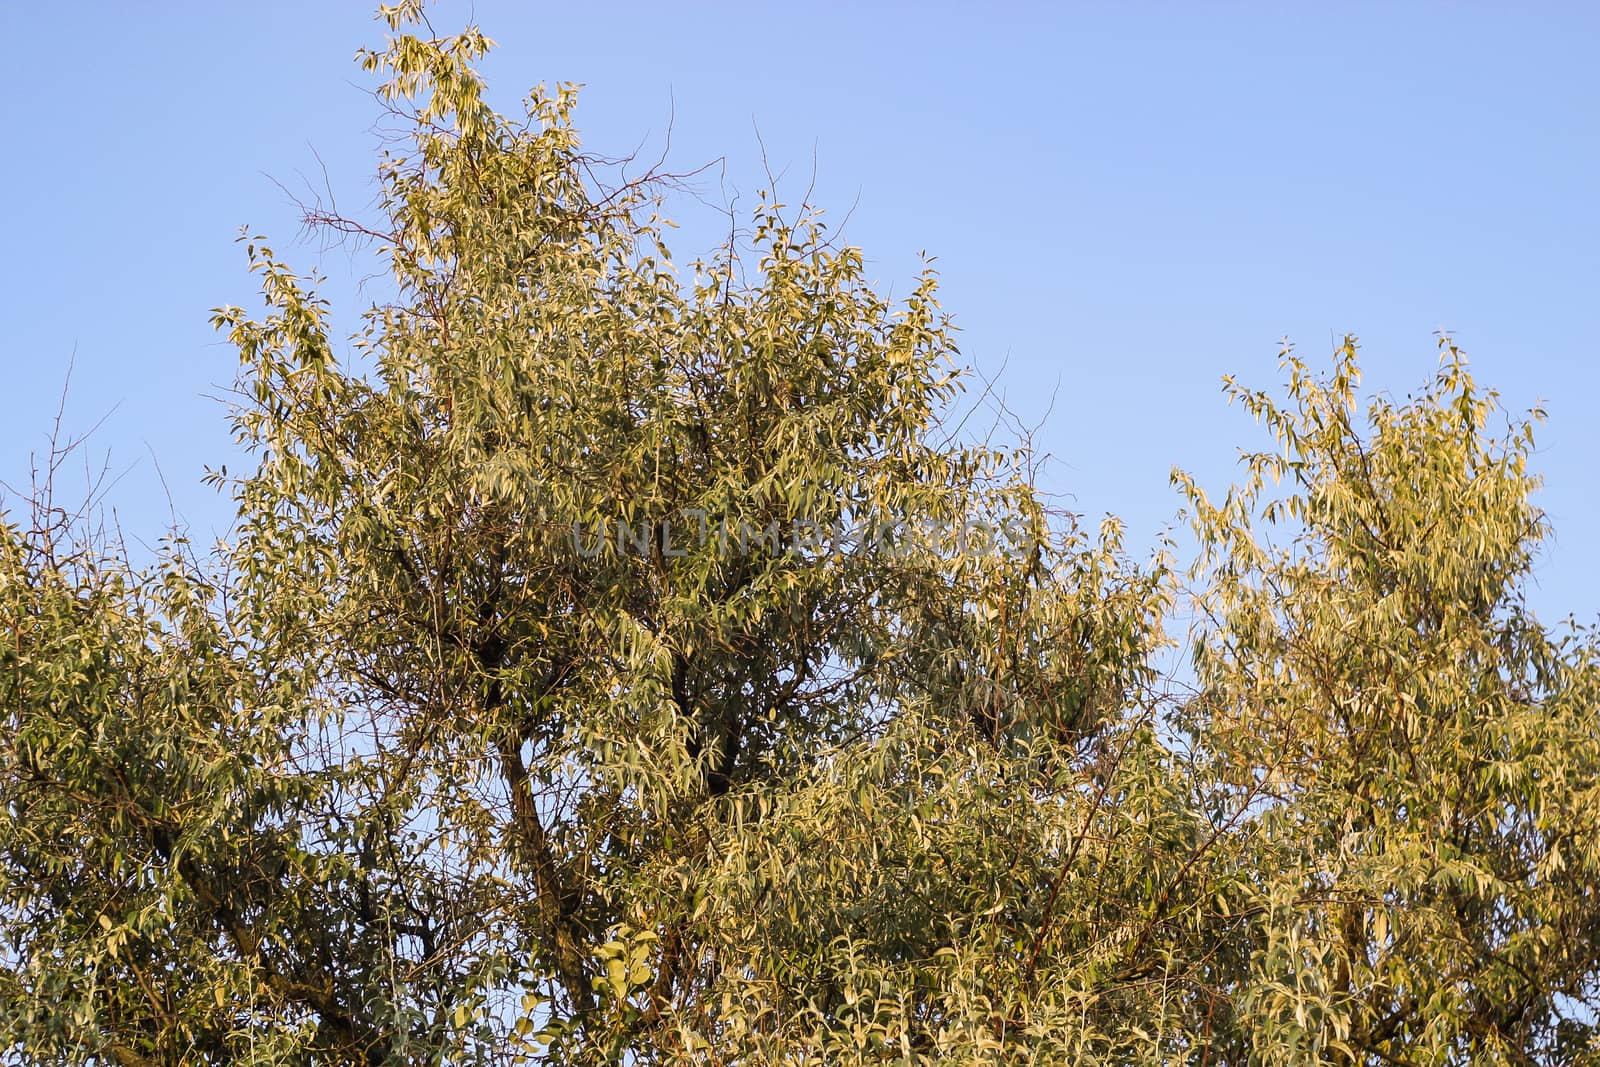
[2,2,1596,626]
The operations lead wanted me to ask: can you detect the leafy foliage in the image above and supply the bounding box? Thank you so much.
[4,8,1600,1065]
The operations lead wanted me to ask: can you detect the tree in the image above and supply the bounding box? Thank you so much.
[3,7,1160,1064]
[1172,341,1600,1064]
[5,6,1600,1065]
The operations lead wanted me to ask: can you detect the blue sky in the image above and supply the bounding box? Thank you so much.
[2,2,1597,623]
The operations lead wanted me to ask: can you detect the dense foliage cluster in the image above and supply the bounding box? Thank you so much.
[5,8,1600,1064]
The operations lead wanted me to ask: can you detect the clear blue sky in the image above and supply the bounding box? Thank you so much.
[3,3,1597,622]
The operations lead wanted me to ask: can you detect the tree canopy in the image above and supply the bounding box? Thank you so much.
[5,7,1600,1065]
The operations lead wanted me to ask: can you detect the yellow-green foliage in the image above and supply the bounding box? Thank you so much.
[3,8,1599,1066]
